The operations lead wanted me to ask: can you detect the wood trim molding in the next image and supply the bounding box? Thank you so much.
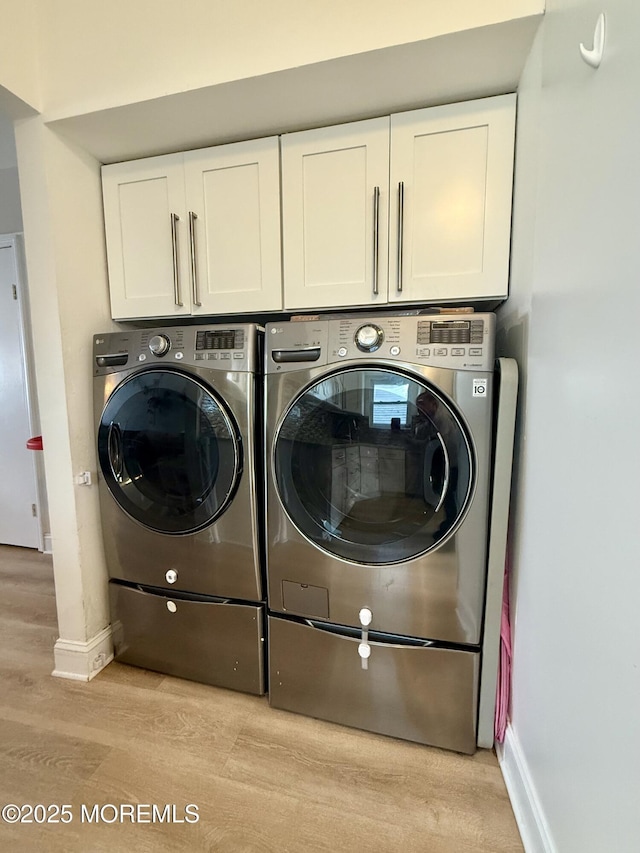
[52,625,113,682]
[497,724,555,853]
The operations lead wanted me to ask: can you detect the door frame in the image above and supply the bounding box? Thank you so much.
[0,232,46,552]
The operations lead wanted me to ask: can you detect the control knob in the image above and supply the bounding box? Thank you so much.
[355,324,384,353]
[149,334,170,356]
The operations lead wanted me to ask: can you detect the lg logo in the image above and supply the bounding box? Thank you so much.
[473,379,488,398]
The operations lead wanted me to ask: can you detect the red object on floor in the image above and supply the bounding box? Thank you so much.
[26,436,43,450]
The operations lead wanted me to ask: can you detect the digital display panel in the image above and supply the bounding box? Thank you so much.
[416,320,484,345]
[195,329,244,351]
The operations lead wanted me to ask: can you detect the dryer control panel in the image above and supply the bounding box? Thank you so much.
[94,324,261,376]
[266,313,495,373]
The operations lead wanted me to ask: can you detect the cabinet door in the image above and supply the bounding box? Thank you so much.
[281,118,390,311]
[184,137,282,315]
[389,94,516,304]
[102,154,190,320]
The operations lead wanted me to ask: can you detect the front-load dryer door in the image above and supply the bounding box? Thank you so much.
[273,367,474,565]
[98,369,241,535]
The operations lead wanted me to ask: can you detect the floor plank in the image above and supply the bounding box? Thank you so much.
[0,544,523,852]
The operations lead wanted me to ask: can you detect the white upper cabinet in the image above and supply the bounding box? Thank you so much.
[183,137,282,315]
[102,137,282,320]
[103,153,190,320]
[280,94,516,311]
[388,95,516,304]
[103,95,516,320]
[280,118,390,311]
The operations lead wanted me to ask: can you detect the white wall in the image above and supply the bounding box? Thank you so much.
[0,0,40,115]
[498,1,640,850]
[0,114,22,231]
[15,115,114,646]
[0,168,22,232]
[0,112,18,167]
[37,0,542,117]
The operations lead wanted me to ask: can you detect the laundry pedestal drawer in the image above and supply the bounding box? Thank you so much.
[268,614,479,753]
[110,581,265,695]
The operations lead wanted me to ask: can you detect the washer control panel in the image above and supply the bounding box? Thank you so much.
[93,324,260,375]
[266,313,495,373]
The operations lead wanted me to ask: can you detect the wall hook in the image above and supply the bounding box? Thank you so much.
[580,12,606,68]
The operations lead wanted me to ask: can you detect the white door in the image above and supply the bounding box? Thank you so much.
[281,117,390,311]
[389,95,516,304]
[0,239,39,548]
[102,153,190,320]
[184,137,282,314]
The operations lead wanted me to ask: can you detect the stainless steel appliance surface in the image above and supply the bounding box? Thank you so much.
[265,312,496,751]
[94,323,265,694]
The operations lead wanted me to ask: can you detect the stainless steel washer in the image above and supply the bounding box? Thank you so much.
[94,324,265,694]
[265,312,496,751]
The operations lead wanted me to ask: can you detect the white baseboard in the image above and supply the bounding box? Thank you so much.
[52,625,113,682]
[43,533,53,554]
[497,724,555,853]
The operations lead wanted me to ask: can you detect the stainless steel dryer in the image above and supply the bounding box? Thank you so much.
[94,324,265,694]
[265,312,496,751]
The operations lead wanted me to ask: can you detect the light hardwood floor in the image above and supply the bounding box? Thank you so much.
[0,544,523,852]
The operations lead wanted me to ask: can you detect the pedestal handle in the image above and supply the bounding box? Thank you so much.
[358,607,373,670]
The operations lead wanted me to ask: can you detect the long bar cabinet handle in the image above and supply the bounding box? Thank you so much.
[188,211,201,307]
[372,186,380,296]
[396,181,404,292]
[170,213,183,306]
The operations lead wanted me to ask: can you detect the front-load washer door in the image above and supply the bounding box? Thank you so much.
[98,369,241,535]
[273,367,474,565]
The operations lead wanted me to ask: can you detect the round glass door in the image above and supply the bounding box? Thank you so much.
[274,367,474,564]
[98,369,241,534]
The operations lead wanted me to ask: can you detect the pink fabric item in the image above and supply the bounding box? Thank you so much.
[494,561,512,743]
